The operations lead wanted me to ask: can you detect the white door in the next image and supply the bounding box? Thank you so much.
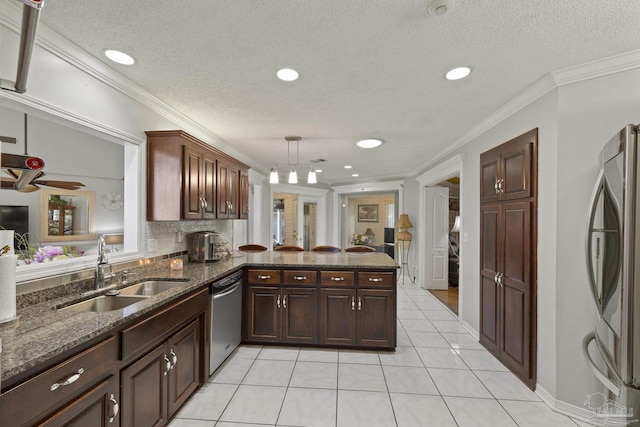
[424,187,449,289]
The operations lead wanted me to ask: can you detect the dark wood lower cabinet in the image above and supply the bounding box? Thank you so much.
[40,375,119,427]
[319,288,357,346]
[121,320,200,426]
[245,286,318,344]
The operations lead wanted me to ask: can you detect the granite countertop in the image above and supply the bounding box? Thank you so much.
[0,252,397,383]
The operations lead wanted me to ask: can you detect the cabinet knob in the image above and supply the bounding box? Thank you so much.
[50,368,84,391]
[294,275,307,281]
[330,276,345,282]
[108,393,119,423]
[368,277,383,282]
[257,275,271,280]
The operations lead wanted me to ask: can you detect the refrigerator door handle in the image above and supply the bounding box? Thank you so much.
[586,169,605,316]
[582,332,621,397]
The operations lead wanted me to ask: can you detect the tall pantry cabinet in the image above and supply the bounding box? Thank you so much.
[479,128,537,389]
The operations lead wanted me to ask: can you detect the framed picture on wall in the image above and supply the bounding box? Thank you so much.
[358,204,378,222]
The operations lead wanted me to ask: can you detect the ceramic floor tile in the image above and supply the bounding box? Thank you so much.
[277,387,337,427]
[428,368,493,398]
[414,300,447,310]
[297,348,339,363]
[500,400,581,427]
[406,331,451,348]
[444,396,517,427]
[216,423,272,427]
[441,332,485,350]
[422,310,457,321]
[167,419,214,427]
[431,320,468,333]
[257,346,300,361]
[379,345,424,367]
[415,347,468,369]
[337,390,397,427]
[339,349,381,364]
[396,299,419,310]
[232,345,263,359]
[242,359,295,386]
[174,383,237,421]
[390,393,456,427]
[338,363,387,391]
[289,361,338,389]
[209,357,254,384]
[396,331,413,347]
[475,370,540,401]
[382,365,439,394]
[219,385,287,424]
[397,309,426,320]
[457,349,509,371]
[400,318,437,333]
[398,284,425,295]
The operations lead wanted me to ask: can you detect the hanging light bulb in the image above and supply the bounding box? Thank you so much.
[307,168,317,184]
[269,168,279,184]
[288,167,298,184]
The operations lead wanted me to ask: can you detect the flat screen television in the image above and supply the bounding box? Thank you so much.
[0,205,29,249]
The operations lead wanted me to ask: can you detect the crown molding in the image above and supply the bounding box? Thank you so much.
[551,48,640,87]
[330,180,405,194]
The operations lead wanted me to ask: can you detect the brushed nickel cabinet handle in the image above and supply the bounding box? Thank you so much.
[494,181,499,193]
[352,296,355,310]
[163,355,171,376]
[283,295,287,309]
[357,297,362,311]
[494,273,499,285]
[294,275,307,281]
[330,276,345,281]
[368,277,383,282]
[170,349,178,369]
[50,368,84,391]
[277,294,281,309]
[108,393,119,423]
[257,275,271,280]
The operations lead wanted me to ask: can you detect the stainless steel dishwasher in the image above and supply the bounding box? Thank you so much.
[209,270,243,375]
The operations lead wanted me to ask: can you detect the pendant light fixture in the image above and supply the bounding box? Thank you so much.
[270,136,318,185]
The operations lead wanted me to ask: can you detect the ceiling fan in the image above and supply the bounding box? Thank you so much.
[0,114,85,192]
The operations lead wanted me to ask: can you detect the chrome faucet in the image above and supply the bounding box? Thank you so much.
[95,234,115,290]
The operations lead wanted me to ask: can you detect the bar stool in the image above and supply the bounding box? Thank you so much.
[238,244,268,252]
[345,245,376,253]
[274,245,304,252]
[310,245,341,253]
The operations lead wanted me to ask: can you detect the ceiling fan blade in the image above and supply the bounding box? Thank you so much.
[5,169,19,179]
[14,169,41,191]
[0,180,38,192]
[33,180,85,190]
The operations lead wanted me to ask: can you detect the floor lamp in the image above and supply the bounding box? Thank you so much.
[397,213,416,284]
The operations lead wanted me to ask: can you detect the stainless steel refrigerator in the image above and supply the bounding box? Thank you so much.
[583,124,640,425]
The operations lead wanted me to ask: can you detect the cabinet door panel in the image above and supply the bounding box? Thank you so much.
[319,289,356,346]
[503,202,530,286]
[121,345,168,427]
[167,320,200,417]
[240,169,249,219]
[183,147,202,220]
[246,286,281,342]
[480,151,500,203]
[40,375,119,427]
[501,131,534,201]
[502,284,528,373]
[202,154,217,218]
[480,204,501,353]
[217,161,230,217]
[228,163,240,218]
[283,288,318,344]
[357,289,395,348]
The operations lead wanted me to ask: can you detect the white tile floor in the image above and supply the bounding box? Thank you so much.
[169,284,583,427]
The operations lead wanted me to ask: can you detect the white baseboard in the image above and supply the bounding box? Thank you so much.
[535,385,604,426]
[461,321,479,340]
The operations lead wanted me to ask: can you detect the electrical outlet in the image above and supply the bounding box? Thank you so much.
[147,239,158,252]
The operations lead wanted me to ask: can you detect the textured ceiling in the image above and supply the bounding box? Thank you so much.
[17,0,640,184]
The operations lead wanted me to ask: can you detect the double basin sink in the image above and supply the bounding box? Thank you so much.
[57,280,189,313]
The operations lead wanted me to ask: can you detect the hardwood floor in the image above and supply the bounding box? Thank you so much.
[428,287,459,315]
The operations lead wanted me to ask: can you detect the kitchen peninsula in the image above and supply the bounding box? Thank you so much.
[0,251,397,426]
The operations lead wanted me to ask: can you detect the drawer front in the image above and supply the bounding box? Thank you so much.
[0,336,117,427]
[283,270,317,286]
[121,288,208,360]
[358,271,395,288]
[320,271,355,287]
[247,269,281,285]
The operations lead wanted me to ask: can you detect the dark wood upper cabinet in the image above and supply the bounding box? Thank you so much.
[240,169,249,219]
[146,130,249,221]
[479,128,537,390]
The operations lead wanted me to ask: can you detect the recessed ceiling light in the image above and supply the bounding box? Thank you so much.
[352,173,359,177]
[344,165,352,169]
[104,49,135,65]
[356,138,384,149]
[445,66,471,81]
[277,68,299,81]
